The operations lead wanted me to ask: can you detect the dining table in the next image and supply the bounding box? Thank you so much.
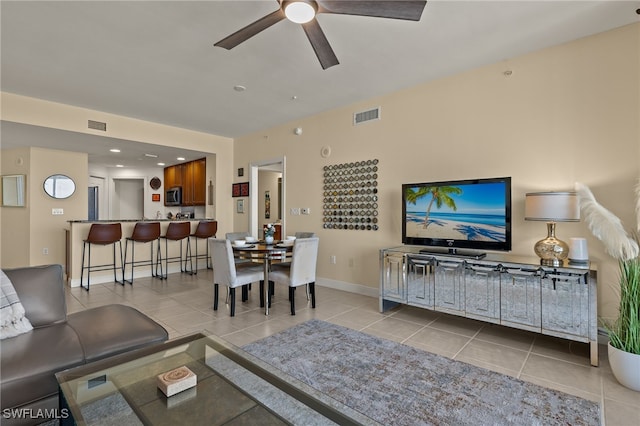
[232,241,293,315]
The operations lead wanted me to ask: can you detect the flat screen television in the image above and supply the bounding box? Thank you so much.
[402,177,512,258]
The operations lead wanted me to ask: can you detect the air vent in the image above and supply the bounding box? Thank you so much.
[353,107,381,126]
[88,120,107,131]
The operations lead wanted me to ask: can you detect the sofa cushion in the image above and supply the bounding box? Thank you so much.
[3,265,66,327]
[67,304,168,363]
[0,323,85,410]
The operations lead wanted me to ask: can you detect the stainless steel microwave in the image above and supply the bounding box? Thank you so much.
[165,187,182,206]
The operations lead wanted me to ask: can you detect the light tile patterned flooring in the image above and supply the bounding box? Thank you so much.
[67,269,639,426]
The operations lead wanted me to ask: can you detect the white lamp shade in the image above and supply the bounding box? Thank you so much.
[525,192,580,222]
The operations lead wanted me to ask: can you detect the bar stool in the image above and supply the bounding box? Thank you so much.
[80,223,124,291]
[123,222,161,284]
[189,220,217,273]
[158,222,192,279]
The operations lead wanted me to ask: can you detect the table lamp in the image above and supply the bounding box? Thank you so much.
[525,192,580,266]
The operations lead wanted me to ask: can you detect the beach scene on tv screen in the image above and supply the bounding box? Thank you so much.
[405,182,507,242]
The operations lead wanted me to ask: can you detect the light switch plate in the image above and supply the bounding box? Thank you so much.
[301,208,310,215]
[52,208,64,215]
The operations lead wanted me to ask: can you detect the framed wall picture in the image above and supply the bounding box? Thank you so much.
[232,182,249,197]
[237,199,245,213]
[240,182,249,197]
[151,193,161,202]
[265,190,271,219]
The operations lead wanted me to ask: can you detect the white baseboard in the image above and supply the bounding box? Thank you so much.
[67,264,198,287]
[67,268,379,299]
[315,277,378,298]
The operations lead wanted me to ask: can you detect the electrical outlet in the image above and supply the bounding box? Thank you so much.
[290,207,300,215]
[301,207,310,215]
[330,255,336,264]
[52,208,64,215]
[43,248,49,255]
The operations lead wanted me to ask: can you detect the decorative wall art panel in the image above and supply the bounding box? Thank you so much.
[322,159,379,231]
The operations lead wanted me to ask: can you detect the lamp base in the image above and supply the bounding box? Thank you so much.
[534,222,569,267]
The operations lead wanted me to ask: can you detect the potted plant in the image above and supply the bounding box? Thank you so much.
[264,223,276,245]
[576,182,640,391]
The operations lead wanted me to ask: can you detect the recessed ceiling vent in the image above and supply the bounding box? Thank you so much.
[88,120,107,131]
[353,107,381,126]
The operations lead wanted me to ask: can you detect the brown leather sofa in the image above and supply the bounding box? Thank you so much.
[1,264,168,425]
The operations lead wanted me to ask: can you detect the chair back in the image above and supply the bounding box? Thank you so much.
[294,232,316,238]
[209,238,237,285]
[289,237,319,286]
[225,232,250,241]
[130,222,161,242]
[86,223,122,245]
[193,221,217,238]
[164,222,190,240]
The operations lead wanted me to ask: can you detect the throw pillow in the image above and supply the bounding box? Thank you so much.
[1,269,33,339]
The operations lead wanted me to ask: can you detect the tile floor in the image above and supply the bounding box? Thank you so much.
[67,270,639,426]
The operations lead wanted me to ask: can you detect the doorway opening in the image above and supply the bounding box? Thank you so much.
[88,176,106,220]
[249,157,285,238]
[112,178,144,220]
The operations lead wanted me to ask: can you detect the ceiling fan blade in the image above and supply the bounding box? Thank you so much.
[318,1,427,21]
[214,9,286,49]
[301,19,339,70]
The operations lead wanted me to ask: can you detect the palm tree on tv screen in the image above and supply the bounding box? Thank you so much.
[406,186,463,228]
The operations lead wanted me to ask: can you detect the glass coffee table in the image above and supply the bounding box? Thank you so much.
[56,332,378,426]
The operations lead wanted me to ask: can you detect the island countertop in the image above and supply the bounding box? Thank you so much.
[66,219,217,287]
[67,218,215,223]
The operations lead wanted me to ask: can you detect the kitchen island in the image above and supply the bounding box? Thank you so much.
[66,219,216,287]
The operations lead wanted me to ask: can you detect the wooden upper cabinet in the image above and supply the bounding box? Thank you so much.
[189,158,207,205]
[164,158,206,206]
[164,164,183,190]
[180,158,206,206]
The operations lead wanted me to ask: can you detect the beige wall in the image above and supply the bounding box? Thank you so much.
[1,94,235,270]
[234,23,640,320]
[1,24,637,321]
[1,147,87,268]
[1,147,31,267]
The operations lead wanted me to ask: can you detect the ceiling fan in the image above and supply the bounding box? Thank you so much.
[214,0,427,70]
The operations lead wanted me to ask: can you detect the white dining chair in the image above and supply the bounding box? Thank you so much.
[269,237,319,315]
[209,239,264,317]
[294,232,316,238]
[225,231,250,242]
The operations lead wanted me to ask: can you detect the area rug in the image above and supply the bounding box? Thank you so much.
[242,319,600,426]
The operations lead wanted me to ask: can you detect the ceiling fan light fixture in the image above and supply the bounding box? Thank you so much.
[283,0,316,24]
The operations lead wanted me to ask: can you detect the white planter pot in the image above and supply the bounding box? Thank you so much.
[608,342,640,391]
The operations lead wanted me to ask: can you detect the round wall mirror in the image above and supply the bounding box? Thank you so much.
[44,174,76,199]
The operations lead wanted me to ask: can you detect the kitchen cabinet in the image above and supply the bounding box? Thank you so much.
[164,164,183,190]
[182,158,206,206]
[379,246,599,366]
[164,158,206,206]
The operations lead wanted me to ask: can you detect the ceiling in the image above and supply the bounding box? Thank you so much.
[1,1,638,168]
